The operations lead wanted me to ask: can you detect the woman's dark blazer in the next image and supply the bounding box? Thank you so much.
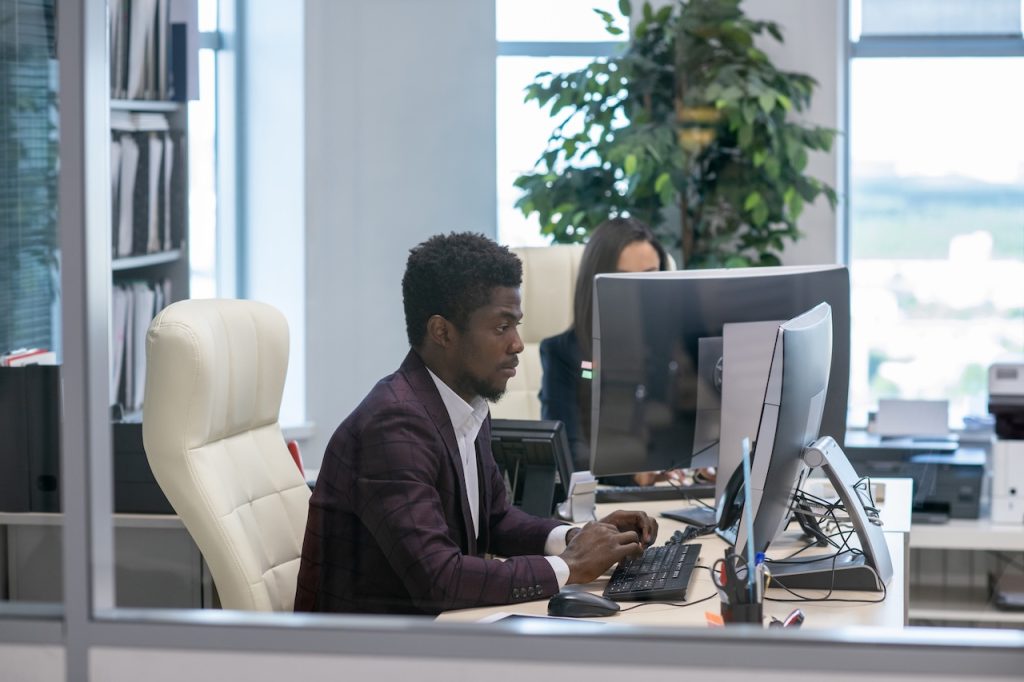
[539,329,591,472]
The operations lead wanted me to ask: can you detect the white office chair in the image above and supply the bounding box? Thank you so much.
[491,244,585,420]
[142,299,311,611]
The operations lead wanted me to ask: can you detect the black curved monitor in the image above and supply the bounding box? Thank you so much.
[589,265,850,500]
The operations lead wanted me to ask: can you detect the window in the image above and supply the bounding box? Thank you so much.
[847,1,1024,428]
[495,0,626,246]
[188,0,221,298]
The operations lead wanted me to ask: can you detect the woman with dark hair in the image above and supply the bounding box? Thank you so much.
[539,217,668,480]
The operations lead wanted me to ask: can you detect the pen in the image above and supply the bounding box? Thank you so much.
[739,437,758,603]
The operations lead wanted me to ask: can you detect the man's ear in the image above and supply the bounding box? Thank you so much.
[425,314,454,349]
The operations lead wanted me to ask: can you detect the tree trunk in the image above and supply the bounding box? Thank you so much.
[680,196,693,269]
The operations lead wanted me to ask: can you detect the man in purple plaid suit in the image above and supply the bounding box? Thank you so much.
[295,232,657,615]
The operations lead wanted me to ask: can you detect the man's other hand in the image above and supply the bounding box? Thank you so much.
[559,522,643,585]
[598,510,658,547]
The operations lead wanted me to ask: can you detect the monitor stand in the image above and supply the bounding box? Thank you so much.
[662,506,717,528]
[767,436,894,592]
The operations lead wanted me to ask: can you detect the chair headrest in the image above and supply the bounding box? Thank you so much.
[143,299,290,451]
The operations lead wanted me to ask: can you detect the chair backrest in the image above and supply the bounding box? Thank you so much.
[491,244,585,420]
[142,299,311,611]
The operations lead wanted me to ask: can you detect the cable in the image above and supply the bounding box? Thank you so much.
[766,570,887,604]
[760,499,888,604]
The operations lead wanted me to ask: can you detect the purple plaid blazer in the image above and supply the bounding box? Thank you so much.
[294,350,564,615]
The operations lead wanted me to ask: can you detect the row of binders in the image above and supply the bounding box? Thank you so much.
[110,0,177,100]
[111,111,184,259]
[112,278,171,413]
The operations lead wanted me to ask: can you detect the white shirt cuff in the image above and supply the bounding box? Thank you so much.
[545,556,570,588]
[543,525,573,588]
[545,524,572,555]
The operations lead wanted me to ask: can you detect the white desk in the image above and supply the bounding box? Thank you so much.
[439,479,911,629]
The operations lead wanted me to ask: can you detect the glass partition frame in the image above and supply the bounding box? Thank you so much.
[3,1,1020,679]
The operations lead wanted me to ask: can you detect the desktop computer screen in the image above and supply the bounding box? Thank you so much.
[717,302,892,590]
[589,265,850,502]
[490,419,574,517]
[720,302,832,555]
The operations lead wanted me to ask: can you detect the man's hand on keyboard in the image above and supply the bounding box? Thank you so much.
[560,522,644,585]
[597,510,658,547]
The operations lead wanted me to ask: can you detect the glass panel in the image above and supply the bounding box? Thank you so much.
[860,0,1023,36]
[496,55,593,246]
[197,0,218,33]
[496,0,627,42]
[0,0,63,607]
[189,48,217,299]
[849,57,1024,429]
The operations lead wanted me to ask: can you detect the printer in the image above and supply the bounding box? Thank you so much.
[844,432,984,521]
[989,362,1024,525]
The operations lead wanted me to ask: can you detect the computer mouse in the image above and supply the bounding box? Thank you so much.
[547,590,621,618]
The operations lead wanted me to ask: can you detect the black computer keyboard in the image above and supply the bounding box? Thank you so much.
[594,483,715,503]
[603,542,702,602]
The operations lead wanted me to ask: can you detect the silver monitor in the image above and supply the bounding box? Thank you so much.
[719,303,892,590]
[736,302,832,555]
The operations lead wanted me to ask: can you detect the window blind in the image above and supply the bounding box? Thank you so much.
[0,0,59,357]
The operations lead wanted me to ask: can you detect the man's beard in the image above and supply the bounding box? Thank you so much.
[457,372,505,403]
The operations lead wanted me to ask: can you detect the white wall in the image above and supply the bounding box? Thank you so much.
[303,0,497,467]
[0,644,64,682]
[745,0,845,266]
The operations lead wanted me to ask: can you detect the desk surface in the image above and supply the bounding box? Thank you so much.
[438,479,911,630]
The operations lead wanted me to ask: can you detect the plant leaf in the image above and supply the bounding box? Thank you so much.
[624,153,638,176]
[618,0,632,17]
[654,172,671,194]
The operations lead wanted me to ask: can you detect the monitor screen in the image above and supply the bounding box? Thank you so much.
[490,418,573,518]
[589,265,849,499]
[735,302,833,555]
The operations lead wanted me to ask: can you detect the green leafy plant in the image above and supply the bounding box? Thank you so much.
[513,0,837,268]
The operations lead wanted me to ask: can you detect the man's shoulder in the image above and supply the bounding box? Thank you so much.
[349,368,432,427]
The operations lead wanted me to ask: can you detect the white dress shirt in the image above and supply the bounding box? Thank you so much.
[427,370,571,587]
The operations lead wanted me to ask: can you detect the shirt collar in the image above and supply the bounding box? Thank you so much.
[426,368,488,438]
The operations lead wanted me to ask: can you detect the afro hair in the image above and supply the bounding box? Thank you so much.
[402,232,522,348]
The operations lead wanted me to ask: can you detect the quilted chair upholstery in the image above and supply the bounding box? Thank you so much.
[490,244,585,420]
[142,299,310,611]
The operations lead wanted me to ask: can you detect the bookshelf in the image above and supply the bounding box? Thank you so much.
[108,0,197,515]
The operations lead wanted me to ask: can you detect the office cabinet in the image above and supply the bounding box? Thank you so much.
[0,513,214,608]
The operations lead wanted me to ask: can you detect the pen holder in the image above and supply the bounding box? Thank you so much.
[720,599,763,625]
[714,547,766,625]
